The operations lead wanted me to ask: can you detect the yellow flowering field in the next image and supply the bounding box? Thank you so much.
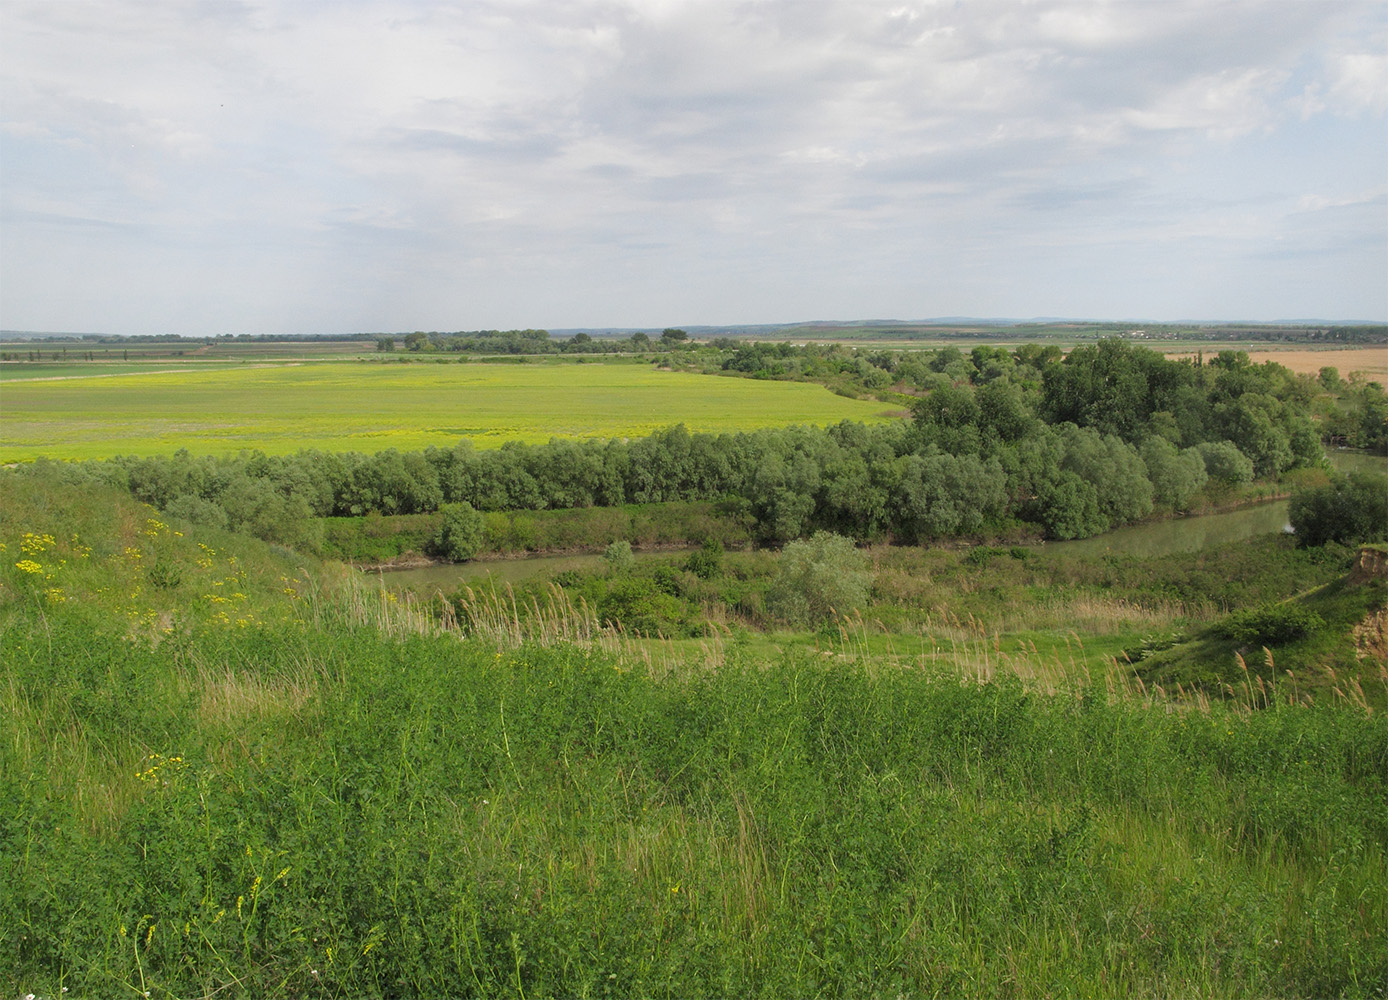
[0,359,895,460]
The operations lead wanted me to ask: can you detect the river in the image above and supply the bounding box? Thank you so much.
[378,450,1385,592]
[375,549,673,594]
[1034,449,1382,559]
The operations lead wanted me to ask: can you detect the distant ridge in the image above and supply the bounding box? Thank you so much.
[5,317,1385,341]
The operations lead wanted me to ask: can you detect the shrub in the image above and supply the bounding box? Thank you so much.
[685,538,724,579]
[965,546,1007,567]
[596,576,696,635]
[1289,472,1388,547]
[767,531,873,626]
[430,501,486,562]
[1213,604,1327,646]
[147,560,183,590]
[604,539,635,573]
[1141,437,1208,510]
[165,494,230,531]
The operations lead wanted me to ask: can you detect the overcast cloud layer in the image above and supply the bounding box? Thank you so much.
[2,0,1385,335]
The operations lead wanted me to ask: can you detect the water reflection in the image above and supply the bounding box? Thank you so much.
[377,451,1385,591]
[379,549,674,596]
[1040,502,1290,560]
[1328,450,1387,477]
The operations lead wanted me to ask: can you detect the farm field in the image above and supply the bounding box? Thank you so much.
[1240,347,1388,379]
[0,361,259,382]
[0,359,894,461]
[1160,346,1387,379]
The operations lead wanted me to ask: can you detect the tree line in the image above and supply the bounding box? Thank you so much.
[29,341,1384,551]
[377,328,692,355]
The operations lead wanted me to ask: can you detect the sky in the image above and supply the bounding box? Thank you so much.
[1,0,1385,336]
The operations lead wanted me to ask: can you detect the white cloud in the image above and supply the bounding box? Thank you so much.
[1,0,1384,332]
[1326,50,1388,114]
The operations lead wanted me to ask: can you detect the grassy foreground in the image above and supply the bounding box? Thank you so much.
[2,472,1386,998]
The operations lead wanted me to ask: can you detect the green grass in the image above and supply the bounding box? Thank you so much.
[4,470,1386,999]
[0,359,895,461]
[1138,574,1388,705]
[0,361,254,381]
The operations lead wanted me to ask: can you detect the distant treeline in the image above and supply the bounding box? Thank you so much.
[28,342,1383,552]
[375,328,690,354]
[766,323,1388,345]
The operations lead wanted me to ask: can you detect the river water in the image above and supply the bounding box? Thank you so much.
[379,450,1385,592]
[376,550,666,594]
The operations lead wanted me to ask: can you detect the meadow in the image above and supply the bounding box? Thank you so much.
[3,338,1385,997]
[0,358,893,461]
[2,468,1385,999]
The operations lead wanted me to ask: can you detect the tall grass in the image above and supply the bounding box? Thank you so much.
[5,586,1385,998]
[3,471,1385,998]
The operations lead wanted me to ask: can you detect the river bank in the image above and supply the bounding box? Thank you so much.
[340,451,1384,581]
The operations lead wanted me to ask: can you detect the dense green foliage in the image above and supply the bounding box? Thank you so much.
[767,531,873,625]
[1289,472,1388,547]
[318,501,756,565]
[24,341,1368,550]
[430,502,487,562]
[1213,604,1328,645]
[603,538,635,572]
[384,327,692,356]
[1322,379,1388,452]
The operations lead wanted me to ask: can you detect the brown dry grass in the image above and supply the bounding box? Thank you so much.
[1166,347,1387,378]
[194,665,316,729]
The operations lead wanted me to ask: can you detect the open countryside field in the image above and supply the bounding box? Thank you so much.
[1163,347,1388,379]
[1243,347,1388,378]
[0,359,896,461]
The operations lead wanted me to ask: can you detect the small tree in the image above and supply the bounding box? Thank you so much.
[431,502,486,562]
[1289,472,1388,547]
[604,539,635,573]
[685,538,723,579]
[768,531,873,626]
[1196,440,1255,484]
[1141,437,1208,511]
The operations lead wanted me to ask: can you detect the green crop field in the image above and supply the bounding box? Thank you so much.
[0,359,897,460]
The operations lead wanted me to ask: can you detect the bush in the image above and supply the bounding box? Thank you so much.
[1141,437,1208,510]
[685,538,724,579]
[767,531,873,626]
[1213,604,1327,646]
[165,494,230,531]
[430,501,486,562]
[596,576,696,635]
[1289,472,1388,547]
[604,539,635,573]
